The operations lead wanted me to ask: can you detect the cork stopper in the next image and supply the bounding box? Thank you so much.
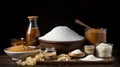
[27,16,38,20]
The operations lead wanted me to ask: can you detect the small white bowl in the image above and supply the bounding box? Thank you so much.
[4,46,40,60]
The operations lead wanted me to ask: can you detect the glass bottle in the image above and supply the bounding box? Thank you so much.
[26,16,40,46]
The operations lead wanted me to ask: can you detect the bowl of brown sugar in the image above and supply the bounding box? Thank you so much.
[4,45,40,60]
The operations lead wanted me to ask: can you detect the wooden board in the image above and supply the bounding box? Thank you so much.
[37,58,114,64]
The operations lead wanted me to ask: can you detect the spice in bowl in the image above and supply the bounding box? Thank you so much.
[7,45,35,52]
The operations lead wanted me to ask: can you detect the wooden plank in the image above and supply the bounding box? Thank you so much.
[0,55,114,65]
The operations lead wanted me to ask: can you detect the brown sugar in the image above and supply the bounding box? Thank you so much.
[85,28,106,45]
[7,45,35,52]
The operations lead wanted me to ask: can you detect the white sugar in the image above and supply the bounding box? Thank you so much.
[71,49,82,54]
[79,55,103,61]
[39,26,84,41]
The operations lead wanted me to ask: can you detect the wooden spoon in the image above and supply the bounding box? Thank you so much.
[75,19,92,29]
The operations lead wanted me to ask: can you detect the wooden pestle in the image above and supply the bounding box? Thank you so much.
[75,19,92,29]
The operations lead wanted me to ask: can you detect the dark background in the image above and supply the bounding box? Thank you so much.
[0,0,119,51]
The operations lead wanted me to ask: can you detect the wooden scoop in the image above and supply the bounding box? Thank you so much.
[75,19,92,29]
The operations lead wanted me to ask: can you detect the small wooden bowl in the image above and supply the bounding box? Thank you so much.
[38,39,85,54]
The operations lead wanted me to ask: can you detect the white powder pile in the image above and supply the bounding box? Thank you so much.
[39,26,84,41]
[79,55,104,61]
[71,49,82,54]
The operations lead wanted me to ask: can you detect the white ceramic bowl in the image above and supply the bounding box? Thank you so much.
[4,46,40,60]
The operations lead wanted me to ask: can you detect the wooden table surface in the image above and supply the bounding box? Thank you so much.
[0,48,120,67]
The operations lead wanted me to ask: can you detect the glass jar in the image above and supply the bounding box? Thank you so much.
[96,43,113,57]
[26,16,40,46]
[85,28,107,45]
[84,45,95,55]
[44,47,57,60]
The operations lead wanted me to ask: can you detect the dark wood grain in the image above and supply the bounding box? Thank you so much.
[0,48,119,67]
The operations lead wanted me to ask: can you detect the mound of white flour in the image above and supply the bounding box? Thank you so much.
[79,55,104,61]
[39,26,84,41]
[71,49,82,54]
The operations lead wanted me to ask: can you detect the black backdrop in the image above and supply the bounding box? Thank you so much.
[0,0,119,51]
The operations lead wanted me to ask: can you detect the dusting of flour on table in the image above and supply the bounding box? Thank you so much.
[79,55,104,61]
[39,26,84,41]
